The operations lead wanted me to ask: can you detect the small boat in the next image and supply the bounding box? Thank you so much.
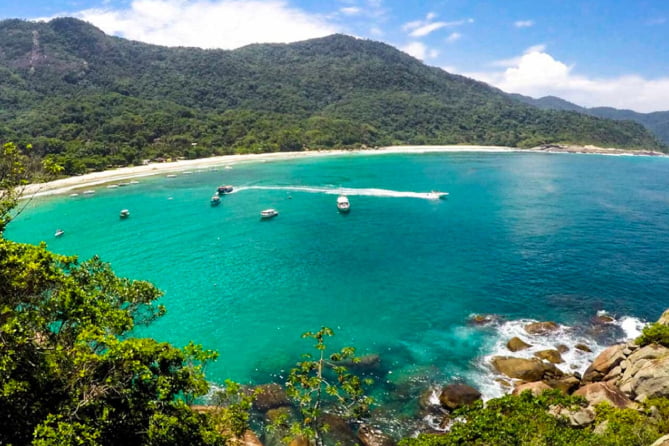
[82,190,95,195]
[211,195,221,206]
[427,191,449,200]
[166,174,177,178]
[119,209,130,219]
[107,184,119,189]
[336,195,351,213]
[260,208,278,219]
[54,229,65,237]
[217,185,234,195]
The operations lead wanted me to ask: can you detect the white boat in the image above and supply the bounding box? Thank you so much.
[119,209,130,219]
[260,208,278,219]
[82,190,95,195]
[336,195,351,212]
[211,195,221,206]
[54,229,65,237]
[427,191,449,200]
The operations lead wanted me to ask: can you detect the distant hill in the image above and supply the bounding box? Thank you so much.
[510,94,669,145]
[0,18,664,174]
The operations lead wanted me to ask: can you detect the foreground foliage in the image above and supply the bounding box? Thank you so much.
[0,239,226,444]
[636,322,669,348]
[400,390,668,446]
[280,327,374,446]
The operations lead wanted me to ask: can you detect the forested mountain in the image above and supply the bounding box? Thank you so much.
[510,94,669,145]
[0,18,664,174]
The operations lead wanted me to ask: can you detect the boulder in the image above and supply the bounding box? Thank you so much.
[490,356,563,382]
[439,384,481,410]
[651,434,669,446]
[545,375,581,394]
[573,382,636,409]
[524,321,560,335]
[582,344,626,383]
[621,355,669,402]
[507,337,532,352]
[626,343,669,363]
[548,405,595,427]
[357,424,396,446]
[252,383,290,412]
[512,381,552,396]
[534,349,564,364]
[556,344,569,353]
[593,314,615,324]
[288,437,310,446]
[438,383,482,410]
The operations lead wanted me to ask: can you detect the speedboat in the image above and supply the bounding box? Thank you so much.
[427,191,449,200]
[217,185,234,194]
[54,229,65,237]
[260,208,278,219]
[211,195,221,206]
[337,195,351,213]
[119,209,130,219]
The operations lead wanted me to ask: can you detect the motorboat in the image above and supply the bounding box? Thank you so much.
[337,195,351,213]
[211,195,221,206]
[260,208,278,219]
[119,209,130,219]
[427,191,449,200]
[217,185,234,194]
[54,229,65,237]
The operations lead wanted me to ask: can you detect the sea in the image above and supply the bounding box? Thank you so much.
[6,150,669,431]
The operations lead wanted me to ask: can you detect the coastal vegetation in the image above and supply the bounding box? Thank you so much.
[0,18,665,177]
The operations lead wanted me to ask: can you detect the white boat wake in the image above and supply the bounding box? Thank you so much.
[235,185,447,200]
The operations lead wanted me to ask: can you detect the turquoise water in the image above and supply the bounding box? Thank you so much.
[7,152,669,406]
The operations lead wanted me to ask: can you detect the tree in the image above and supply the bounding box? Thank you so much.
[0,145,225,445]
[282,327,373,446]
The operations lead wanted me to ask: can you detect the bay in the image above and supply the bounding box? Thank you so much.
[7,151,669,407]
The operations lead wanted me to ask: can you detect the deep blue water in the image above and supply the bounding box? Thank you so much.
[7,151,669,407]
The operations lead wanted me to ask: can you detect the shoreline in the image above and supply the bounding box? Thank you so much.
[20,144,665,198]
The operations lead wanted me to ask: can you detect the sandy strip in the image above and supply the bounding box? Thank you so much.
[20,144,662,198]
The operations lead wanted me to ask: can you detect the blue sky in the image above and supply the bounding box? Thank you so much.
[1,0,668,112]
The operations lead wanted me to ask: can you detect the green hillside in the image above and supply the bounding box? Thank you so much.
[0,18,664,174]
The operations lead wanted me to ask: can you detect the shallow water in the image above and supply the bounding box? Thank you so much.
[8,152,669,415]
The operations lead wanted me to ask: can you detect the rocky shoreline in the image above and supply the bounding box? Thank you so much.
[200,309,669,446]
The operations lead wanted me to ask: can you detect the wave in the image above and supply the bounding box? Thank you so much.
[467,312,646,401]
[235,185,446,200]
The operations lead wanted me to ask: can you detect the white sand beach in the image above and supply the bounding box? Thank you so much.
[20,144,662,198]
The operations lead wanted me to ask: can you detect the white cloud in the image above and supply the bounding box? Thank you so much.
[514,20,534,28]
[73,0,339,49]
[340,6,361,15]
[400,41,438,61]
[462,47,669,113]
[409,22,447,37]
[445,32,461,43]
[402,13,473,37]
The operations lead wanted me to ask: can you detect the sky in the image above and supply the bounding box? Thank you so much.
[1,0,668,113]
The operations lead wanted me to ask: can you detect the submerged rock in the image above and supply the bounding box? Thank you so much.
[524,321,559,335]
[252,383,290,412]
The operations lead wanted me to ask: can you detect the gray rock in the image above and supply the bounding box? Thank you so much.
[524,321,560,335]
[490,356,563,382]
[573,382,636,409]
[582,344,626,383]
[651,434,669,446]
